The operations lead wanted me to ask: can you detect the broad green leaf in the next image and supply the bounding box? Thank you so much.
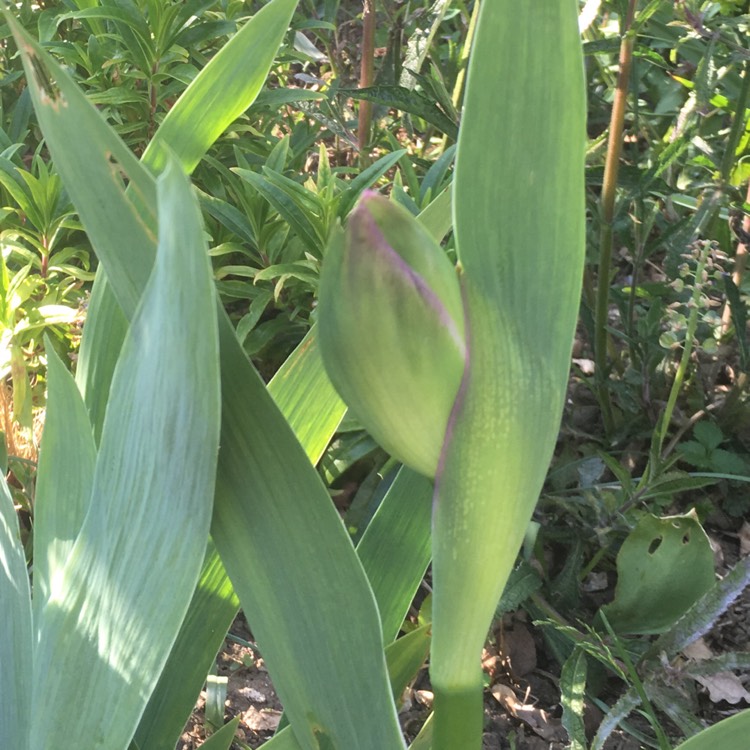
[600,513,715,634]
[0,473,32,750]
[408,714,434,750]
[672,710,750,750]
[12,8,406,748]
[430,1,586,747]
[259,627,432,750]
[385,625,432,700]
[211,315,406,750]
[136,327,343,750]
[32,345,97,616]
[415,185,452,243]
[75,271,129,442]
[29,161,221,750]
[133,539,240,750]
[267,325,345,466]
[199,717,242,750]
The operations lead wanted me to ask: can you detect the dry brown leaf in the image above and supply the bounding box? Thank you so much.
[739,521,750,557]
[693,672,750,704]
[243,706,282,731]
[499,620,537,678]
[491,683,566,742]
[684,638,750,704]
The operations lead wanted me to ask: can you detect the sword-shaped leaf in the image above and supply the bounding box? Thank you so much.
[431,2,586,746]
[9,10,405,748]
[30,160,221,750]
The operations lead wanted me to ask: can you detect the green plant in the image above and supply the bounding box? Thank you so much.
[318,1,586,745]
[0,2,589,750]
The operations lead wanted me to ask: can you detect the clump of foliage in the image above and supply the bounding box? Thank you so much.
[1,2,750,750]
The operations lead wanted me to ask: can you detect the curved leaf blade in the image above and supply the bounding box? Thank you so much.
[431,1,587,746]
[30,161,221,750]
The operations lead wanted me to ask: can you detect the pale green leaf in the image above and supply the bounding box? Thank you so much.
[672,710,750,750]
[430,1,586,746]
[601,513,715,634]
[136,327,343,750]
[212,315,406,749]
[32,345,97,616]
[356,467,433,642]
[560,648,588,750]
[133,540,240,750]
[30,161,221,750]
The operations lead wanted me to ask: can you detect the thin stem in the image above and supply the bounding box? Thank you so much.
[594,0,637,436]
[719,61,750,332]
[451,0,480,111]
[654,63,750,459]
[656,243,709,457]
[437,0,480,155]
[357,0,376,166]
[600,614,672,750]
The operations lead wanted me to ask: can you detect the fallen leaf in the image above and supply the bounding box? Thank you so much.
[739,521,750,557]
[692,672,750,704]
[491,683,566,742]
[684,638,750,704]
[243,706,282,731]
[499,619,537,677]
[683,639,712,660]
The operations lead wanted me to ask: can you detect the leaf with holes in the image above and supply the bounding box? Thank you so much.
[600,512,715,634]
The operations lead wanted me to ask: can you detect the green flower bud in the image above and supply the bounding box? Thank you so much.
[318,191,465,478]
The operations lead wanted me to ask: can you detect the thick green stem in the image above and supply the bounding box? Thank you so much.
[594,0,637,436]
[433,681,483,750]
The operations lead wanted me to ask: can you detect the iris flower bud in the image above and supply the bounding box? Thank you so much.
[318,191,465,478]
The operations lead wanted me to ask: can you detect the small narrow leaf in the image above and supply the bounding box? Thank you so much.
[33,345,97,615]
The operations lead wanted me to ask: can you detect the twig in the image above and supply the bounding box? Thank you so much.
[594,0,638,436]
